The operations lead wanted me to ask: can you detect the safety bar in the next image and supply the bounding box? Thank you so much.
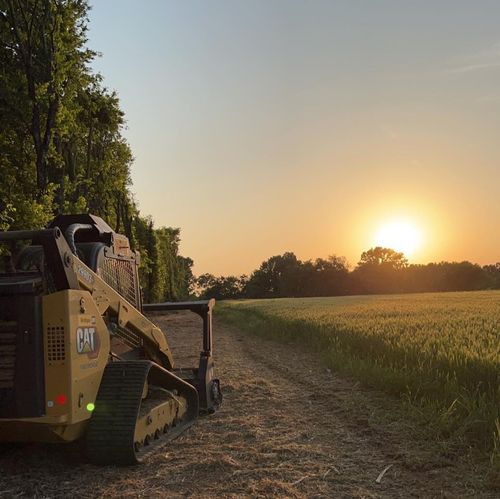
[0,227,79,290]
[0,228,56,241]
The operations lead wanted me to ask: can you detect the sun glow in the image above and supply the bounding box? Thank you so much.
[374,220,423,257]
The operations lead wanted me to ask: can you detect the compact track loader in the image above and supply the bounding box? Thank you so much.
[0,214,221,464]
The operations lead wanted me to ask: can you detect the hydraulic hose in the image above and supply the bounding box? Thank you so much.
[64,223,94,255]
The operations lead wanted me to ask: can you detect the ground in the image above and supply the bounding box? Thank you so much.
[0,311,495,498]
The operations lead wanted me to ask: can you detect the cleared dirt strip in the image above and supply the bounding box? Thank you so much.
[0,311,494,498]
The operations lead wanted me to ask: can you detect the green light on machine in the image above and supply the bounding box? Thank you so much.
[86,403,95,412]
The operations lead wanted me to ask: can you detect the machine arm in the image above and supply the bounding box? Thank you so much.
[143,299,215,355]
[71,257,176,369]
[143,299,221,412]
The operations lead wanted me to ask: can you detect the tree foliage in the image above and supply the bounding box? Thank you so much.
[0,0,192,300]
[197,274,247,300]
[197,248,500,300]
[358,247,408,269]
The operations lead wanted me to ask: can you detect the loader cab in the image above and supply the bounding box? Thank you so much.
[48,214,142,311]
[15,241,142,311]
[15,242,102,273]
[13,214,142,311]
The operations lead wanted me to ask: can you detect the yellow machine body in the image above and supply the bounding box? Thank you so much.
[0,290,109,443]
[0,215,221,464]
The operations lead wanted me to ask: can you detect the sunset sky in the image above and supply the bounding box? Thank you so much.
[88,1,500,275]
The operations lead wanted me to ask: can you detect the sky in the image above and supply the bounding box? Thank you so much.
[87,0,500,275]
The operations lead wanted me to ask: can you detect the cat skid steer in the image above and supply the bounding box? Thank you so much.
[0,214,221,464]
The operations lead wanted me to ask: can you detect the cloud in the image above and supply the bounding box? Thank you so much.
[446,42,500,74]
[447,61,500,73]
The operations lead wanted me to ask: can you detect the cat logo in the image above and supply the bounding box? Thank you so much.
[76,327,97,354]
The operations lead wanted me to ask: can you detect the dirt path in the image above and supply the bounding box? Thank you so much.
[0,311,494,498]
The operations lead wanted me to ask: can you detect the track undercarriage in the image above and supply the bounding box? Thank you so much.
[86,361,199,464]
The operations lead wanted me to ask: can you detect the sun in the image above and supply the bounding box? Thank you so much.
[374,220,422,257]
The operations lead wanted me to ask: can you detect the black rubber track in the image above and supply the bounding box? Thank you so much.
[86,361,149,465]
[85,360,198,465]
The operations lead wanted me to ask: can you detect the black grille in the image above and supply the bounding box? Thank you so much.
[0,321,16,409]
[0,275,45,418]
[100,257,138,308]
[47,325,66,362]
[0,321,16,388]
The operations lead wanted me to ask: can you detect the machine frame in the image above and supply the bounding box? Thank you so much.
[0,216,221,462]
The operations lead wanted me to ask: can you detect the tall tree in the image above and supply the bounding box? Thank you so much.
[245,252,304,297]
[352,247,407,294]
[1,0,94,194]
[357,247,408,269]
[0,0,194,301]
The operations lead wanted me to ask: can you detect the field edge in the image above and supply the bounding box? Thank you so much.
[216,300,500,489]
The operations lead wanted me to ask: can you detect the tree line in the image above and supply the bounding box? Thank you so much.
[197,247,500,300]
[0,0,193,301]
[3,2,497,304]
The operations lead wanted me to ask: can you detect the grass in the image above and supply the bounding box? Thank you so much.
[217,291,500,465]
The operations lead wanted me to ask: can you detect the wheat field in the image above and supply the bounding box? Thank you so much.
[219,291,500,459]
